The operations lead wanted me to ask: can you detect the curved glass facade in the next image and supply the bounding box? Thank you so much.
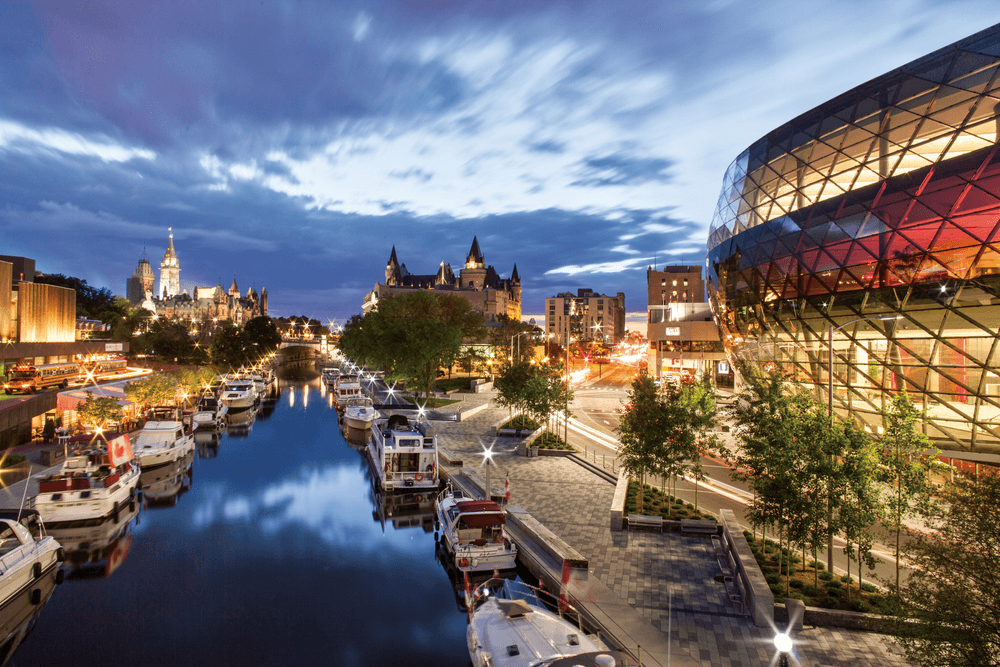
[707,24,1000,456]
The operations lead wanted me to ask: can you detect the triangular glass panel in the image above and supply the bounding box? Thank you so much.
[858,213,890,238]
[845,240,879,267]
[964,33,1000,58]
[934,220,986,249]
[911,59,954,84]
[955,183,1000,217]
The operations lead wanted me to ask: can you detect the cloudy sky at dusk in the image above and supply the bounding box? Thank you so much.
[3,1,999,321]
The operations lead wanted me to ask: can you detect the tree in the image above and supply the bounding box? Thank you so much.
[148,319,196,362]
[125,373,178,408]
[242,316,282,361]
[488,316,536,366]
[881,392,941,591]
[76,391,124,431]
[891,472,1000,667]
[171,367,218,403]
[617,375,663,513]
[211,322,246,369]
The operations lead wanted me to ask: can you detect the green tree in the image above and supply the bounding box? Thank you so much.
[171,367,218,404]
[148,319,195,362]
[489,316,536,366]
[891,473,1000,667]
[125,373,178,408]
[242,316,282,362]
[210,322,246,369]
[881,392,940,591]
[76,391,124,430]
[617,374,665,513]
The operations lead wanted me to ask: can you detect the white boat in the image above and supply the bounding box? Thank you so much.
[0,511,64,610]
[367,415,438,492]
[334,375,363,408]
[343,396,377,430]
[220,378,256,411]
[436,488,516,573]
[34,434,140,524]
[192,394,228,431]
[322,368,341,389]
[0,549,60,665]
[134,420,195,469]
[468,579,634,667]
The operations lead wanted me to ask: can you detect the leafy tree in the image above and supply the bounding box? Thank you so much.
[891,472,1000,667]
[148,319,196,362]
[489,316,536,366]
[76,391,124,430]
[495,363,535,418]
[617,374,665,513]
[835,420,883,596]
[880,392,941,591]
[125,373,178,408]
[242,316,282,362]
[210,322,246,369]
[171,367,218,403]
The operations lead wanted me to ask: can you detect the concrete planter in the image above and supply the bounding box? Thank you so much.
[536,447,573,457]
[496,428,538,437]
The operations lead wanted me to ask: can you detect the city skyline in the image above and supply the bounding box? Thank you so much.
[2,2,999,318]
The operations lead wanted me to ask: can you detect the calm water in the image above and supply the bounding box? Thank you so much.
[14,366,473,666]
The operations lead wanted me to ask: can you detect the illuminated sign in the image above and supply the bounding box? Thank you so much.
[105,343,124,352]
[718,362,730,374]
[664,327,680,336]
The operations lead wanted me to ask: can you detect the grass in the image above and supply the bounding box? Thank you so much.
[534,431,573,449]
[501,415,541,430]
[742,530,891,613]
[624,482,716,522]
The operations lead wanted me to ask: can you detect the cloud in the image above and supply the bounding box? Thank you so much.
[571,154,673,187]
[0,118,155,162]
[545,257,651,276]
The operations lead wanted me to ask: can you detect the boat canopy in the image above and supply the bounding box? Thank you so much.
[456,500,505,527]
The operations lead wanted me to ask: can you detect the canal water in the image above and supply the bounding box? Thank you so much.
[14,366,473,666]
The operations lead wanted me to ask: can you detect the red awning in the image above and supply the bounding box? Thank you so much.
[457,500,501,513]
[459,513,505,528]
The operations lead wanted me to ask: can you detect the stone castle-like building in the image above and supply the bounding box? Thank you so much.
[363,237,521,322]
[126,231,267,325]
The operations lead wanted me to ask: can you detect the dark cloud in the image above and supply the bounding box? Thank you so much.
[527,139,566,154]
[572,154,673,187]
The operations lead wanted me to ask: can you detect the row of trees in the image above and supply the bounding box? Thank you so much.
[616,373,719,512]
[75,367,219,430]
[725,368,939,595]
[494,362,572,432]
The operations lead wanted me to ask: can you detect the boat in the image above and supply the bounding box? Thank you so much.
[435,487,516,573]
[467,579,635,667]
[133,419,195,469]
[334,374,362,409]
[0,545,61,665]
[321,368,341,389]
[343,396,377,430]
[367,414,438,492]
[219,377,256,412]
[0,511,64,610]
[192,393,228,431]
[34,434,140,524]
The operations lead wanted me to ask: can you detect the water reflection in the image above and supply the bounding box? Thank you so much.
[195,430,220,458]
[48,502,140,580]
[140,451,194,508]
[226,406,257,437]
[371,486,435,533]
[0,564,59,666]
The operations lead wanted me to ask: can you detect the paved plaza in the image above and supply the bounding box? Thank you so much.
[433,395,913,667]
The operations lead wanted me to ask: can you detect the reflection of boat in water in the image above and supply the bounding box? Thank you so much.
[436,487,517,573]
[435,541,514,615]
[139,451,194,507]
[343,424,369,449]
[0,557,61,667]
[0,511,64,611]
[468,578,635,667]
[46,502,139,580]
[367,415,439,493]
[194,430,220,458]
[370,487,435,533]
[226,407,257,437]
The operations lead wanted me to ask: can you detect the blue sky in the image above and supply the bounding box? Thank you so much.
[2,1,999,320]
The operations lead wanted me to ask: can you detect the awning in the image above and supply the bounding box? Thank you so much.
[57,380,133,412]
[459,513,505,528]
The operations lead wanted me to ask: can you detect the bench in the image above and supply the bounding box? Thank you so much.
[627,514,663,533]
[713,536,734,581]
[680,519,719,536]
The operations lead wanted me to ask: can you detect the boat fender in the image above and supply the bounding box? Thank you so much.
[31,563,41,579]
[55,568,65,585]
[414,494,423,503]
[459,558,469,568]
[129,500,136,512]
[29,589,41,605]
[384,462,389,473]
[415,473,423,482]
[56,547,65,562]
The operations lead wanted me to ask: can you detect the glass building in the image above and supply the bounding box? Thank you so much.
[707,23,1000,461]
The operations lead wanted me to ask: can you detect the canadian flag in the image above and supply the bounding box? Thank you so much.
[108,434,134,467]
[504,471,511,502]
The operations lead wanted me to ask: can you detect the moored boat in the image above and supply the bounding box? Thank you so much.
[467,579,635,667]
[192,393,228,431]
[343,396,377,430]
[0,511,64,610]
[435,487,516,573]
[34,434,139,524]
[334,374,362,409]
[134,419,195,469]
[219,377,256,412]
[367,415,438,492]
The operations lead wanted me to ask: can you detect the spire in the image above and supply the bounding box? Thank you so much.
[165,227,176,259]
[388,245,399,267]
[468,236,483,262]
[229,275,239,296]
[511,263,520,283]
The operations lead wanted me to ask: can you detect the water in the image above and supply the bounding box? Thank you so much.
[14,367,472,666]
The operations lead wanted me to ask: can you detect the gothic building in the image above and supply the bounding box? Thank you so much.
[363,237,521,322]
[128,232,268,325]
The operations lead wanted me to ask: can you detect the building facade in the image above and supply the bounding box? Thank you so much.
[125,251,155,306]
[159,229,180,299]
[647,266,726,382]
[545,289,626,344]
[364,237,521,322]
[707,23,1000,460]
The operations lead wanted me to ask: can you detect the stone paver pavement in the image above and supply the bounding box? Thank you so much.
[432,396,912,667]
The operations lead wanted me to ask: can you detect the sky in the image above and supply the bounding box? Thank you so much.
[2,1,1000,321]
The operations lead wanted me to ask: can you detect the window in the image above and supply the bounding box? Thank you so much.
[672,280,677,286]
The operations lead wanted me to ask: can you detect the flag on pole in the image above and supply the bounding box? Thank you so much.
[504,471,511,503]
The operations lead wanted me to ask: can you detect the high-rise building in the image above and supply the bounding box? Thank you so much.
[159,228,180,299]
[646,266,725,382]
[707,23,1000,460]
[545,289,625,344]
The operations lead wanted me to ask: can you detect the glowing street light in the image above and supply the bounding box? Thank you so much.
[773,632,793,667]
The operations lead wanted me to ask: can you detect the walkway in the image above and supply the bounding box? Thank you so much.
[431,394,912,667]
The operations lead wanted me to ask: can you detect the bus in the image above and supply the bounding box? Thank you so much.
[82,358,130,380]
[3,363,80,394]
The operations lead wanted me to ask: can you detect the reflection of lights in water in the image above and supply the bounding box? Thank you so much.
[328,393,334,408]
[303,385,309,408]
[289,387,295,407]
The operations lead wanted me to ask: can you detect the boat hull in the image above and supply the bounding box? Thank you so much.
[137,435,195,469]
[35,467,139,525]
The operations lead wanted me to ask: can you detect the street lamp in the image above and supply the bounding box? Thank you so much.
[825,314,902,571]
[510,332,530,363]
[773,632,793,667]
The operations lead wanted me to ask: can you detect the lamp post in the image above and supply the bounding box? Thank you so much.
[773,632,792,667]
[510,331,530,363]
[825,314,901,571]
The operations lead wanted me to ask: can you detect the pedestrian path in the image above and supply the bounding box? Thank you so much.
[433,399,912,667]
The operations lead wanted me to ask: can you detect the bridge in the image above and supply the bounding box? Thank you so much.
[278,337,326,352]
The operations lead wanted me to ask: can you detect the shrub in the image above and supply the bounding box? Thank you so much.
[818,571,834,582]
[809,560,825,570]
[860,582,877,593]
[676,508,689,517]
[802,585,820,596]
[791,593,808,602]
[820,596,840,608]
[867,594,884,606]
[764,573,779,585]
[789,578,804,589]
[847,599,870,613]
[4,454,26,466]
[763,543,776,553]
[769,584,784,596]
[743,531,755,543]
[686,503,694,509]
[502,415,540,430]
[825,581,843,592]
[840,574,854,584]
[759,566,773,576]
